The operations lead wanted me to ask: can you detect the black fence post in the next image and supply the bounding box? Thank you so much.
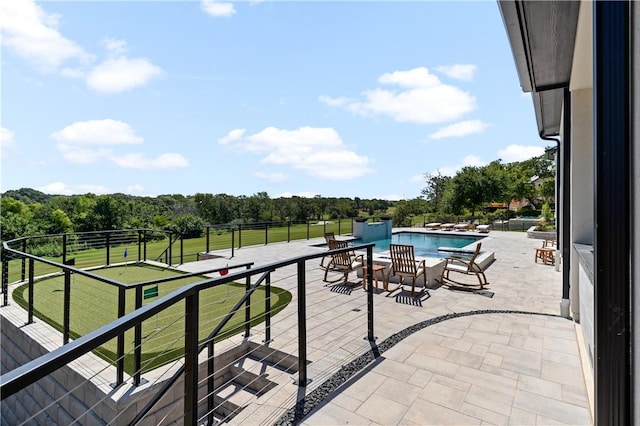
[206,226,210,253]
[63,258,75,345]
[180,235,184,264]
[106,234,110,266]
[288,221,291,242]
[366,246,375,342]
[265,223,268,245]
[1,249,8,306]
[306,221,310,240]
[244,272,251,338]
[231,228,235,258]
[116,286,126,387]
[338,218,341,236]
[134,285,143,386]
[137,231,142,261]
[21,240,26,282]
[184,291,199,426]
[62,234,67,265]
[207,339,215,426]
[238,224,242,249]
[296,260,307,386]
[168,233,173,266]
[28,259,34,324]
[323,220,326,236]
[143,230,147,261]
[264,272,271,343]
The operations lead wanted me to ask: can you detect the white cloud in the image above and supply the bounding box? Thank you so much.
[86,57,163,94]
[218,128,246,144]
[51,119,143,145]
[51,119,188,169]
[409,174,424,183]
[0,0,91,72]
[201,0,236,17]
[220,126,373,180]
[252,171,288,183]
[111,153,189,170]
[497,144,545,163]
[436,64,477,81]
[38,181,110,195]
[375,194,404,201]
[1,127,16,151]
[437,155,486,177]
[127,184,145,194]
[323,67,476,124]
[103,38,128,56]
[429,119,491,139]
[318,95,352,107]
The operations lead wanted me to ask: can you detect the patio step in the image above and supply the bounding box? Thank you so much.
[210,343,306,423]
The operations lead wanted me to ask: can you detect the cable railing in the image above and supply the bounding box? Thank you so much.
[1,230,376,425]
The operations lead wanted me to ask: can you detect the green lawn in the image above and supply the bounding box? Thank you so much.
[4,221,353,283]
[12,263,292,374]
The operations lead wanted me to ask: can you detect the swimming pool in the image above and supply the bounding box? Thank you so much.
[360,232,484,258]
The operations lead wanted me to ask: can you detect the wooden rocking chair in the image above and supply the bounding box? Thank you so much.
[389,244,428,297]
[439,242,488,289]
[322,239,364,285]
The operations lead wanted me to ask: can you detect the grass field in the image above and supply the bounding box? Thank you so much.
[4,220,353,283]
[12,263,292,374]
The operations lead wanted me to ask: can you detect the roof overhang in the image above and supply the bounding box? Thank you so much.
[498,1,581,137]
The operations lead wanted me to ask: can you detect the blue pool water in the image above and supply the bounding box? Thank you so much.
[360,232,484,258]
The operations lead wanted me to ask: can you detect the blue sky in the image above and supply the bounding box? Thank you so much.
[1,0,545,200]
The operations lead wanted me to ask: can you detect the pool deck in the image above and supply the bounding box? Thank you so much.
[184,228,593,425]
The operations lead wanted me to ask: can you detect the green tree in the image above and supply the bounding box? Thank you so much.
[421,171,452,212]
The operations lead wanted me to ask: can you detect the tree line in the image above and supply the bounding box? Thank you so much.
[1,154,554,241]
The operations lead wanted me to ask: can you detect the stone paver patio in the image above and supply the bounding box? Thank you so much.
[181,228,593,425]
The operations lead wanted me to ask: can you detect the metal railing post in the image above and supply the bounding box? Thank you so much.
[366,246,375,342]
[265,223,268,245]
[296,260,307,386]
[238,224,242,248]
[207,339,215,426]
[63,258,75,345]
[1,249,8,306]
[143,230,147,260]
[184,291,199,426]
[180,235,184,264]
[134,285,143,386]
[138,230,142,261]
[206,226,210,253]
[288,221,291,242]
[264,272,271,343]
[28,259,34,324]
[21,240,26,282]
[106,234,110,266]
[62,234,67,265]
[231,228,235,258]
[306,221,310,240]
[244,271,251,337]
[168,233,173,266]
[116,286,126,386]
[338,218,341,235]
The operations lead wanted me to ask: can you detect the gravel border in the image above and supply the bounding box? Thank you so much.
[273,309,565,426]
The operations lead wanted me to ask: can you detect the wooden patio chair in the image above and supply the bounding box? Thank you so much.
[389,244,427,297]
[322,239,364,285]
[439,242,489,289]
[319,232,336,267]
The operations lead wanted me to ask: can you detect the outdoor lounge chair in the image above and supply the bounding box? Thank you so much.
[389,243,428,297]
[425,222,441,230]
[439,242,488,289]
[323,239,364,285]
[476,224,491,233]
[453,223,469,231]
[440,223,455,231]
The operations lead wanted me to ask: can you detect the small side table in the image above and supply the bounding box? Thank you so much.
[362,264,388,290]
